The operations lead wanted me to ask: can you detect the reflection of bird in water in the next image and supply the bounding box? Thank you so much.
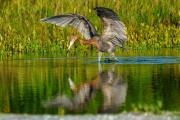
[41,7,128,61]
[43,77,98,110]
[99,70,127,113]
[43,65,127,113]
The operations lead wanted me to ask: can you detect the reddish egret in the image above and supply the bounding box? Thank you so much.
[41,7,128,61]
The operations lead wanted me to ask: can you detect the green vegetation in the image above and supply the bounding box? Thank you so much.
[0,0,180,55]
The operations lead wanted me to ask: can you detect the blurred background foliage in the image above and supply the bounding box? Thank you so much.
[0,0,179,56]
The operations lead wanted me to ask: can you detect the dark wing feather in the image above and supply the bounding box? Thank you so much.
[94,7,127,47]
[41,14,97,39]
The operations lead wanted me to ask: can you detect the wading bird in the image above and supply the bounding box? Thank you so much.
[41,7,127,61]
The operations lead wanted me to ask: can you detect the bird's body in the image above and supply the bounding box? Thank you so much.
[41,7,128,61]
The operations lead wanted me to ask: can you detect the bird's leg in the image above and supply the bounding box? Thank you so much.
[98,52,102,62]
[98,52,102,72]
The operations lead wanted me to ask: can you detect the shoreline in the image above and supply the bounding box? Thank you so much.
[0,113,180,120]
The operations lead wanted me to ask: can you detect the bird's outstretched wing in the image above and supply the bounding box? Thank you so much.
[41,14,97,39]
[94,7,127,48]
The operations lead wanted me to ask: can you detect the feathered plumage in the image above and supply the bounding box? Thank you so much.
[41,14,97,39]
[41,7,128,61]
[94,7,127,48]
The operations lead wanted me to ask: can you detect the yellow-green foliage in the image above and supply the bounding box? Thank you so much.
[0,0,179,55]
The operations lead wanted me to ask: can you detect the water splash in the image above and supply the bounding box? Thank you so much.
[88,56,180,64]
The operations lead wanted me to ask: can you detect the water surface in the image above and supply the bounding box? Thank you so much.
[0,51,180,115]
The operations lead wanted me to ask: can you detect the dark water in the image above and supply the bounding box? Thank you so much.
[0,53,180,115]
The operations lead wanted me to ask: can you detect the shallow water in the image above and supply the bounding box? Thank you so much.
[0,52,180,115]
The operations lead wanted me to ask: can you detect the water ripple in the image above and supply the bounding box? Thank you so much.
[89,56,180,64]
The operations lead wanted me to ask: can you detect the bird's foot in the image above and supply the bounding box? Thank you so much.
[98,59,102,63]
[114,57,121,62]
[104,58,114,63]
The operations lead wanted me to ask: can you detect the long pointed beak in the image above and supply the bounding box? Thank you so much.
[67,39,75,51]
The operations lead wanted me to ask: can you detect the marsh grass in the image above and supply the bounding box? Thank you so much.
[0,0,179,56]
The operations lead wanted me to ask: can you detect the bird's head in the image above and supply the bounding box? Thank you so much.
[67,35,79,51]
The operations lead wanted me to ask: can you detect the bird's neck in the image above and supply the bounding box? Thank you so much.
[79,39,99,49]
